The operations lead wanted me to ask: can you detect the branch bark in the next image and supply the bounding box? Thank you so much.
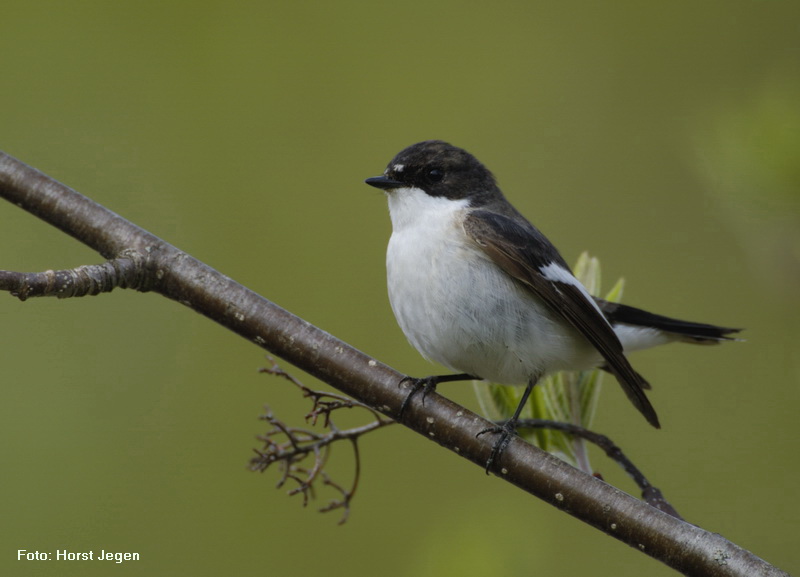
[0,151,788,577]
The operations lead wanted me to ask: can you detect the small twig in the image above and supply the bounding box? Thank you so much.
[318,439,360,525]
[251,359,394,523]
[259,359,387,426]
[515,418,681,519]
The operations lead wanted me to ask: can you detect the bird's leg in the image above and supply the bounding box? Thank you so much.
[398,373,478,417]
[477,378,537,473]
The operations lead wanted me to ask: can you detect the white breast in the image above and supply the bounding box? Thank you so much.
[385,187,599,384]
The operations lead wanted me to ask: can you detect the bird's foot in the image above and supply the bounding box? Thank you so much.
[477,419,518,474]
[397,373,478,417]
[397,375,441,417]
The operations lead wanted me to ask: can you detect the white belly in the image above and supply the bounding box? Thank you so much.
[386,192,599,384]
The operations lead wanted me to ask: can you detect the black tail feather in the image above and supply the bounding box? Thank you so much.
[599,301,742,343]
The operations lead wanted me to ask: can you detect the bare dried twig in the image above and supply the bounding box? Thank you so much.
[249,359,394,524]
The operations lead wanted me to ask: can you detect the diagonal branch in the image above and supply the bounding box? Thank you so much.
[0,151,788,577]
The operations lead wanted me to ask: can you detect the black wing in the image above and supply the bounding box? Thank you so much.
[463,209,660,428]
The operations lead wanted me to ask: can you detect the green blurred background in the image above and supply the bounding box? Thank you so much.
[2,1,798,575]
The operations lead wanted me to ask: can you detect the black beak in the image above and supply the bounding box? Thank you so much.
[365,175,404,191]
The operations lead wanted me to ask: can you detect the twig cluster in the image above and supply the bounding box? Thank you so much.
[249,359,394,524]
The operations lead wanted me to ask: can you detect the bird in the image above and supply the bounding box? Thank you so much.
[365,140,740,470]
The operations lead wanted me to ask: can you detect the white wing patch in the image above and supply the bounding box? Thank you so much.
[539,262,608,320]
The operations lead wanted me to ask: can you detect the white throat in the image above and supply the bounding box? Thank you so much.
[386,186,470,233]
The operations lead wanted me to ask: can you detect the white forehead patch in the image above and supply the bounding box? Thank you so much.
[392,164,405,173]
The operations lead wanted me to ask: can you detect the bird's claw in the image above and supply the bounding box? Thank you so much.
[398,376,439,417]
[477,420,517,474]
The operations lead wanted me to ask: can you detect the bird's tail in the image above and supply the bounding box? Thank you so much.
[602,301,742,344]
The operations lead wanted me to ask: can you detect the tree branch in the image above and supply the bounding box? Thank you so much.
[0,252,148,299]
[0,151,788,577]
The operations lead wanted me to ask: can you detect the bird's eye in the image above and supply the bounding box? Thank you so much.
[426,168,444,183]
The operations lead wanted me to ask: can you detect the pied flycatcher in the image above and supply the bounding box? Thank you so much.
[365,140,739,469]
